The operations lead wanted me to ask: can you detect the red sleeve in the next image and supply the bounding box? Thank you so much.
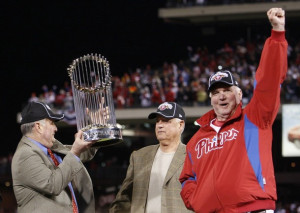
[179,148,197,210]
[245,30,288,127]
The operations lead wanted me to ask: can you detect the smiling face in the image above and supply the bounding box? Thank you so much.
[210,83,242,121]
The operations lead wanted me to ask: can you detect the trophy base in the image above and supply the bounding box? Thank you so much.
[82,126,123,147]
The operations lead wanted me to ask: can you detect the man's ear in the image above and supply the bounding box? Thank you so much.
[237,88,243,103]
[34,122,43,134]
[180,120,185,131]
[239,89,243,101]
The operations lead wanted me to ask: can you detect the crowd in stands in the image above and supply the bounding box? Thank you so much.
[275,202,300,213]
[26,34,300,114]
[165,0,293,8]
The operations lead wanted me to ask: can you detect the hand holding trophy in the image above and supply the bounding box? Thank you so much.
[67,54,122,147]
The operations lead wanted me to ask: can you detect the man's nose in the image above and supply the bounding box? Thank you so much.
[219,92,226,99]
[157,120,164,126]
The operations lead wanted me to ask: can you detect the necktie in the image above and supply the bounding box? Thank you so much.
[47,149,78,213]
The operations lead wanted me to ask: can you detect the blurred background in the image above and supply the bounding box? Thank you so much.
[1,0,300,212]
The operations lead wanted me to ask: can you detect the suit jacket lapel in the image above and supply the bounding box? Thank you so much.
[21,136,46,156]
[20,136,55,167]
[163,143,186,185]
[20,136,37,149]
[143,145,159,191]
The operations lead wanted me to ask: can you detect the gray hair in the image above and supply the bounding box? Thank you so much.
[174,118,185,134]
[20,119,45,135]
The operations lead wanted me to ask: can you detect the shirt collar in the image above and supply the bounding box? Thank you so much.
[26,137,48,156]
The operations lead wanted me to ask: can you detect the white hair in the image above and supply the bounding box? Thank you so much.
[174,118,185,134]
[20,119,46,135]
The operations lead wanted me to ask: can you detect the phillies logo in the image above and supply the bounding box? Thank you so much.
[195,128,239,159]
[158,102,173,111]
[211,72,228,81]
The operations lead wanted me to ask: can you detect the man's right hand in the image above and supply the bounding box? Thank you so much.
[70,130,94,157]
[267,8,285,32]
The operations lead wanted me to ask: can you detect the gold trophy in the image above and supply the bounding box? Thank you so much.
[67,53,122,147]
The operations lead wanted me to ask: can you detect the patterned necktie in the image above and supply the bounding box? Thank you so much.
[47,149,78,213]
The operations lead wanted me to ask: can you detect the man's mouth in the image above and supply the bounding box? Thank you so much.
[220,103,228,107]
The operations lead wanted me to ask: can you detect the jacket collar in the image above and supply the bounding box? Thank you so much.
[163,143,186,185]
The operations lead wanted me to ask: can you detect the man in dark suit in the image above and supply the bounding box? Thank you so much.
[11,101,99,213]
[109,102,192,213]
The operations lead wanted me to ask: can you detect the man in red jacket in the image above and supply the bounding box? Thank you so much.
[179,8,287,213]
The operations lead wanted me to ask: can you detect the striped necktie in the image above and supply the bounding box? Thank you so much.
[47,149,78,213]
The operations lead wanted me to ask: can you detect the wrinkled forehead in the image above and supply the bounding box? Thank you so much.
[155,114,172,121]
[210,82,232,92]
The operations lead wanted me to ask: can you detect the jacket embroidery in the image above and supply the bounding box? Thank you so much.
[195,128,239,159]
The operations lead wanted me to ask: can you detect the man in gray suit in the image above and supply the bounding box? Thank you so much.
[11,101,99,213]
[110,102,192,213]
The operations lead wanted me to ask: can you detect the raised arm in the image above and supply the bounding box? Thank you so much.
[245,8,287,126]
[267,8,285,32]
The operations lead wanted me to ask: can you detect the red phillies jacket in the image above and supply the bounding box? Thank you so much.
[179,30,288,213]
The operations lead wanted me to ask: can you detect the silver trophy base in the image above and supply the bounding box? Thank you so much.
[82,126,123,147]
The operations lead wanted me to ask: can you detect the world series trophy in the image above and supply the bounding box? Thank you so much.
[67,53,122,147]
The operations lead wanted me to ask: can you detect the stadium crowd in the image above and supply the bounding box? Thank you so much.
[165,0,295,8]
[27,35,300,113]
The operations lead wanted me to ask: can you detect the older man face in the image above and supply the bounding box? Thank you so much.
[210,83,242,121]
[155,115,184,147]
[35,119,58,148]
